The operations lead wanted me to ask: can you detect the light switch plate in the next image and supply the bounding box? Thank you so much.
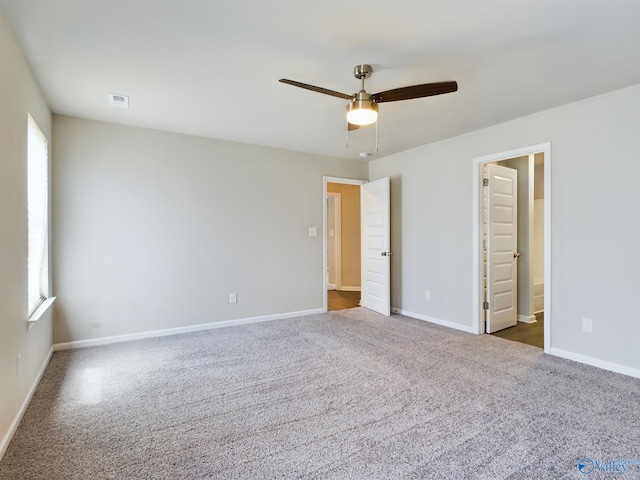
[308,227,318,237]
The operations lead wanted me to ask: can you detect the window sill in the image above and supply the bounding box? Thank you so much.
[28,296,56,327]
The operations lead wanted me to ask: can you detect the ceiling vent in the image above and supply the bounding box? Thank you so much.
[108,93,129,108]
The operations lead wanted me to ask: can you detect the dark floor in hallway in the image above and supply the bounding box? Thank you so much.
[492,312,544,348]
[328,290,360,311]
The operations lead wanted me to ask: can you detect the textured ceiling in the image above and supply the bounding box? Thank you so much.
[2,0,640,160]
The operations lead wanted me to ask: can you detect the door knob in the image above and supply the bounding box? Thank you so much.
[513,252,521,258]
[381,251,392,257]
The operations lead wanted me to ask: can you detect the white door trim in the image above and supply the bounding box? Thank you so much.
[323,176,367,312]
[472,143,551,353]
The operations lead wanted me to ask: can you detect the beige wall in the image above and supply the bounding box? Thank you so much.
[326,195,338,286]
[327,183,361,288]
[370,83,640,373]
[0,11,53,456]
[52,116,368,344]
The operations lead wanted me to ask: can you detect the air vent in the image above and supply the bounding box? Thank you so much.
[108,93,129,108]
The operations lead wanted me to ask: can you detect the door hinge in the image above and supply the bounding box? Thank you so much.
[483,178,489,187]
[483,301,489,310]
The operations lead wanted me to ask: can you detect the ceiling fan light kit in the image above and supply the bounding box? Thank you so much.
[346,94,378,126]
[279,64,457,152]
[346,64,378,126]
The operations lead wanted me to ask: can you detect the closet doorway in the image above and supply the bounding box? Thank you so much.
[483,155,545,348]
[472,143,551,352]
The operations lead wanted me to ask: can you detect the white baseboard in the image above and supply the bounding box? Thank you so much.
[327,284,336,290]
[391,308,476,334]
[53,308,324,351]
[548,347,640,379]
[340,286,361,292]
[518,314,537,324]
[393,310,639,379]
[0,345,54,460]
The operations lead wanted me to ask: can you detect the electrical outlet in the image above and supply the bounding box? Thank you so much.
[581,317,593,333]
[17,353,22,376]
[425,290,431,301]
[229,293,237,304]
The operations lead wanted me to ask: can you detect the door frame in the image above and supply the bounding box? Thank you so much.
[323,176,367,312]
[326,192,342,290]
[472,143,551,353]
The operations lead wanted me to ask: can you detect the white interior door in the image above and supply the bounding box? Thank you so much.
[361,177,390,316]
[486,164,518,333]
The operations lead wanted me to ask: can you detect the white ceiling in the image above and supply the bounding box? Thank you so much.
[2,0,640,160]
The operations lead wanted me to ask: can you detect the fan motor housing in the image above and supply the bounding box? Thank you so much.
[354,64,373,80]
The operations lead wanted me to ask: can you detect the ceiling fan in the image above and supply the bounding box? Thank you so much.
[279,64,458,132]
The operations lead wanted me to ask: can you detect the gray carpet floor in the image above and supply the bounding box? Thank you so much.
[1,308,639,479]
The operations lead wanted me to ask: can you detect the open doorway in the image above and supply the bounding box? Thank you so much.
[472,143,551,353]
[323,176,391,315]
[326,181,362,311]
[483,155,544,347]
[323,177,366,312]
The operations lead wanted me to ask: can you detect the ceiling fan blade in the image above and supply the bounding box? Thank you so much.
[372,81,458,103]
[279,79,353,100]
[348,122,360,131]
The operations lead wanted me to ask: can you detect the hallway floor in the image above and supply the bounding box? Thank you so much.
[492,312,544,348]
[328,290,360,311]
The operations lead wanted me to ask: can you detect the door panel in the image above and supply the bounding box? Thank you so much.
[486,164,518,333]
[361,177,390,316]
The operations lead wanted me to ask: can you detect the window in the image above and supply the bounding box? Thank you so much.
[27,113,51,319]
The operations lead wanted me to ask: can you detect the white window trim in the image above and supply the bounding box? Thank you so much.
[27,113,54,324]
[28,296,56,324]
